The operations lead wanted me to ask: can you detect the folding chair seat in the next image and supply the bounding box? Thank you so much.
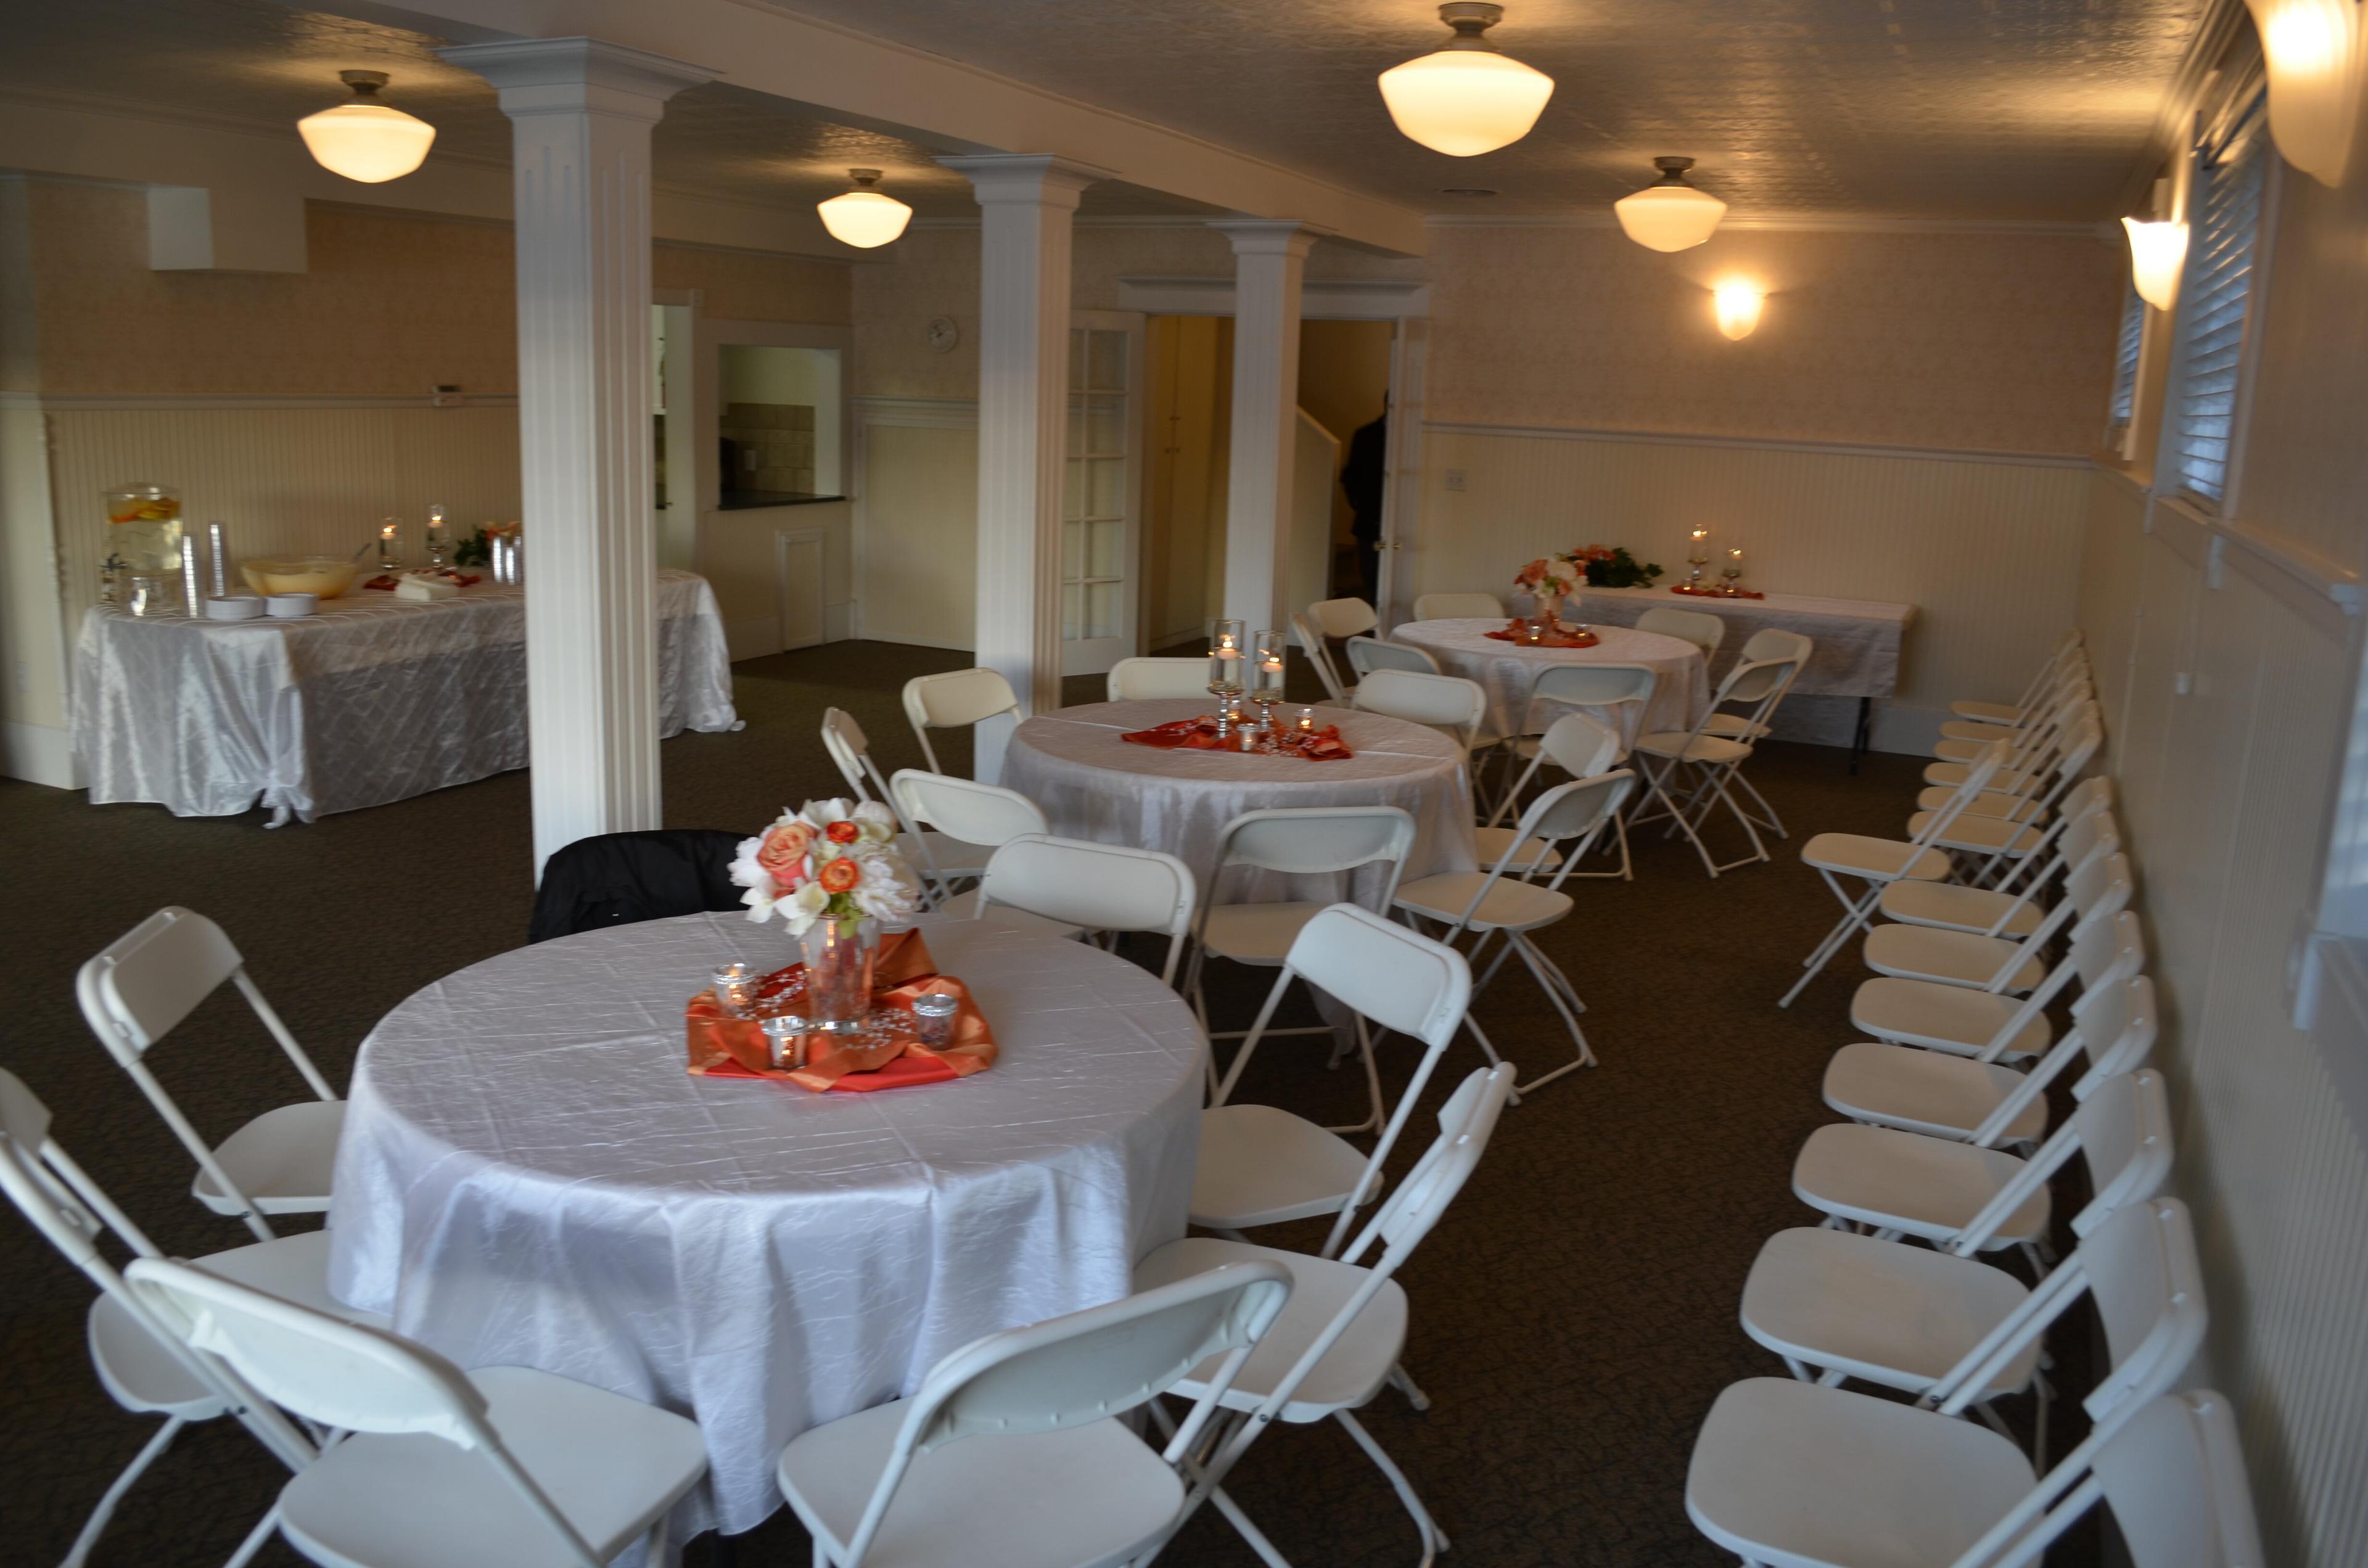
[78,907,345,1242]
[1862,852,2131,993]
[1851,908,2142,1063]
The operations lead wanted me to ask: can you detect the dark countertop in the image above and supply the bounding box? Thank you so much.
[715,490,847,511]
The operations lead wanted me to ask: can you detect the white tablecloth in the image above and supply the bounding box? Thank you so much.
[1389,618,1711,749]
[327,912,1202,1541]
[72,570,738,822]
[1001,697,1479,906]
[1563,586,1914,700]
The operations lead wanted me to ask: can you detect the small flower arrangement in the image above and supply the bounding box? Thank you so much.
[730,799,921,934]
[1515,556,1585,596]
[451,520,520,569]
[1569,543,1663,589]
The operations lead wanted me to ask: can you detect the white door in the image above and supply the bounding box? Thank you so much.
[1061,311,1146,676]
[1377,316,1427,633]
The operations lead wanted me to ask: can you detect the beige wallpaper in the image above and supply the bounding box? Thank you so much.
[1424,224,2124,455]
[654,243,850,327]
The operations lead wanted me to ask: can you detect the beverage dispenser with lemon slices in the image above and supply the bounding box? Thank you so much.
[104,482,184,616]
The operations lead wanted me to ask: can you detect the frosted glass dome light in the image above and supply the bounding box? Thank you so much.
[1378,3,1555,158]
[2121,218,2190,310]
[1613,157,1729,252]
[298,72,436,184]
[816,169,914,249]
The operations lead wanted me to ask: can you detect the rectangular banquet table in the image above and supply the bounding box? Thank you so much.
[72,569,739,824]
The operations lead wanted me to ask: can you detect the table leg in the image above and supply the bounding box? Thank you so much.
[1849,697,1873,774]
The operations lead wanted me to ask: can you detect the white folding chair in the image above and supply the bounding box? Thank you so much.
[0,1067,360,1567]
[901,667,1023,776]
[1877,800,2118,941]
[821,707,992,889]
[776,1260,1293,1568]
[1910,719,2103,886]
[1740,1196,2202,1464]
[1183,807,1418,1115]
[124,1257,710,1568]
[886,769,1081,938]
[1308,596,1379,641]
[1197,904,1484,1260]
[1824,973,2156,1148]
[78,907,344,1242]
[1861,852,2133,995]
[1790,1069,2174,1265]
[1351,666,1487,750]
[1291,611,1352,705]
[1690,1202,2216,1568]
[1106,657,1212,701]
[1635,605,1726,658]
[1477,710,1626,878]
[1394,768,1637,1092]
[1852,906,2144,1067]
[1701,627,1812,837]
[1629,650,1803,877]
[1952,630,2085,724]
[976,834,1197,984]
[1779,743,2005,1008]
[1344,635,1442,681]
[1137,1064,1518,1567]
[1411,591,1507,620]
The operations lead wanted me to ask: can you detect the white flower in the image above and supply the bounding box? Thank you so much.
[848,853,920,922]
[798,798,857,832]
[853,799,897,843]
[774,882,830,935]
[726,835,768,894]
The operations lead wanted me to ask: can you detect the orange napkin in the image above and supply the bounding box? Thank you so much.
[1486,619,1600,649]
[1120,716,1354,760]
[686,930,998,1091]
[1671,585,1764,599]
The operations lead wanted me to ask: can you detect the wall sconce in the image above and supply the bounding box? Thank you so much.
[1712,282,1764,340]
[2242,0,2367,186]
[2121,218,2190,310]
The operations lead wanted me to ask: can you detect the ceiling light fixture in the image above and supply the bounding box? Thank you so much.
[1378,3,1555,158]
[816,169,914,248]
[2121,218,2189,310]
[1713,282,1764,340]
[2242,0,2366,186]
[1613,157,1729,252]
[297,70,436,184]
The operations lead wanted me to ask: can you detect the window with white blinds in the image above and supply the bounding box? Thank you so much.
[2169,93,2269,506]
[2107,284,2145,432]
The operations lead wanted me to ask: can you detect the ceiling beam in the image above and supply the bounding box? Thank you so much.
[300,0,1430,256]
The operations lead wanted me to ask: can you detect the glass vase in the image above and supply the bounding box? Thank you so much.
[800,916,879,1032]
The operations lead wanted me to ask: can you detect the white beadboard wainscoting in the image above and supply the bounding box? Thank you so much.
[2077,466,2368,1568]
[1407,424,2092,753]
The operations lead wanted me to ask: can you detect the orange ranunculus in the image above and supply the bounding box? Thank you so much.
[757,823,814,889]
[824,819,860,845]
[818,856,861,894]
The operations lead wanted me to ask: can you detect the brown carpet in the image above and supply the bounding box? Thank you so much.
[0,642,2094,1567]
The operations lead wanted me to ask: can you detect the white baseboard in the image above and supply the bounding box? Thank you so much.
[3,721,83,789]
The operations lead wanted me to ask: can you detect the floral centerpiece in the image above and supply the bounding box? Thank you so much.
[1514,554,1586,625]
[731,800,922,1027]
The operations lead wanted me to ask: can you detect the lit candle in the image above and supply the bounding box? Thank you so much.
[427,504,445,539]
[1296,707,1316,733]
[380,522,397,543]
[1691,527,1708,542]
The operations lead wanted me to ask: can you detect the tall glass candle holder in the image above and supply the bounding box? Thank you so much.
[1251,631,1287,730]
[426,503,450,571]
[1721,548,1745,594]
[1207,618,1246,738]
[1686,527,1711,588]
[377,517,403,575]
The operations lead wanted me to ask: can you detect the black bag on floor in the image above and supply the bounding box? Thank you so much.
[528,829,749,943]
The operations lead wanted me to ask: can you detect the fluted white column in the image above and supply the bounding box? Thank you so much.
[940,155,1109,782]
[440,38,711,874]
[1214,220,1323,633]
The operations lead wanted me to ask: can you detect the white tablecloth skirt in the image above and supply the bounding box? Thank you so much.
[328,913,1203,1540]
[1001,697,1479,909]
[1561,586,1912,700]
[1390,619,1711,750]
[72,570,738,821]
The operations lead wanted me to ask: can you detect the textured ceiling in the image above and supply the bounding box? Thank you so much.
[0,0,1211,219]
[754,0,2208,221]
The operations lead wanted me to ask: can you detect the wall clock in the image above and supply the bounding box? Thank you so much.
[926,316,960,355]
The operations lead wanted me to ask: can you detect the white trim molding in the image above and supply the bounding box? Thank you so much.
[0,391,519,413]
[2150,490,2361,634]
[1,722,81,791]
[1425,212,2115,239]
[1426,419,2095,470]
[1115,274,1429,319]
[849,396,980,430]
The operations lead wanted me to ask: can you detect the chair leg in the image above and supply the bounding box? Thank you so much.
[1458,1017,1522,1106]
[1731,767,1788,839]
[1335,1410,1447,1564]
[1779,871,1886,1009]
[221,1503,283,1568]
[1388,1361,1433,1412]
[64,1416,186,1568]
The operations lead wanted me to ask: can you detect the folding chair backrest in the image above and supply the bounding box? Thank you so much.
[2090,1393,2264,1568]
[1521,770,1637,853]
[1636,605,1726,657]
[1309,597,1378,639]
[1712,652,1800,710]
[1107,657,1211,701]
[2080,1196,2209,1422]
[1216,805,1416,879]
[821,707,883,800]
[2071,908,2147,994]
[1346,1065,1517,1264]
[902,668,1022,773]
[1530,661,1658,715]
[1290,612,1349,704]
[1737,626,1812,665]
[1413,592,1507,620]
[0,1068,144,1271]
[125,1258,604,1566]
[80,907,242,1058]
[1538,711,1623,777]
[979,835,1196,982]
[1353,668,1486,741]
[2071,976,2159,1096]
[889,769,1049,847]
[1344,636,1440,679]
[1286,903,1473,1048]
[2062,852,2136,933]
[1954,1067,2168,1252]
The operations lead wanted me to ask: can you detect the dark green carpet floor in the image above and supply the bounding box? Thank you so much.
[0,642,2093,1567]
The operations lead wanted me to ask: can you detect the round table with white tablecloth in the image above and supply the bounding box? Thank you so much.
[1389,617,1712,750]
[999,697,1479,901]
[326,912,1203,1540]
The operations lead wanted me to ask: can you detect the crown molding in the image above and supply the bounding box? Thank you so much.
[2115,0,2254,216]
[1425,211,2115,238]
[1426,418,2095,469]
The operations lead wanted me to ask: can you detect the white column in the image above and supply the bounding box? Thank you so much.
[1214,220,1324,633]
[440,39,711,874]
[939,155,1111,781]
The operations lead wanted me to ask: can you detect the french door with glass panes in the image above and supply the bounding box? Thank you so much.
[1061,311,1145,675]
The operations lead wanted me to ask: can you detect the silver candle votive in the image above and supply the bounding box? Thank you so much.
[761,1013,811,1070]
[909,990,960,1046]
[711,962,757,1018]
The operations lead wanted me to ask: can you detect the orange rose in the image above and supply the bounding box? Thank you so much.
[757,823,813,889]
[824,819,860,845]
[819,856,861,894]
